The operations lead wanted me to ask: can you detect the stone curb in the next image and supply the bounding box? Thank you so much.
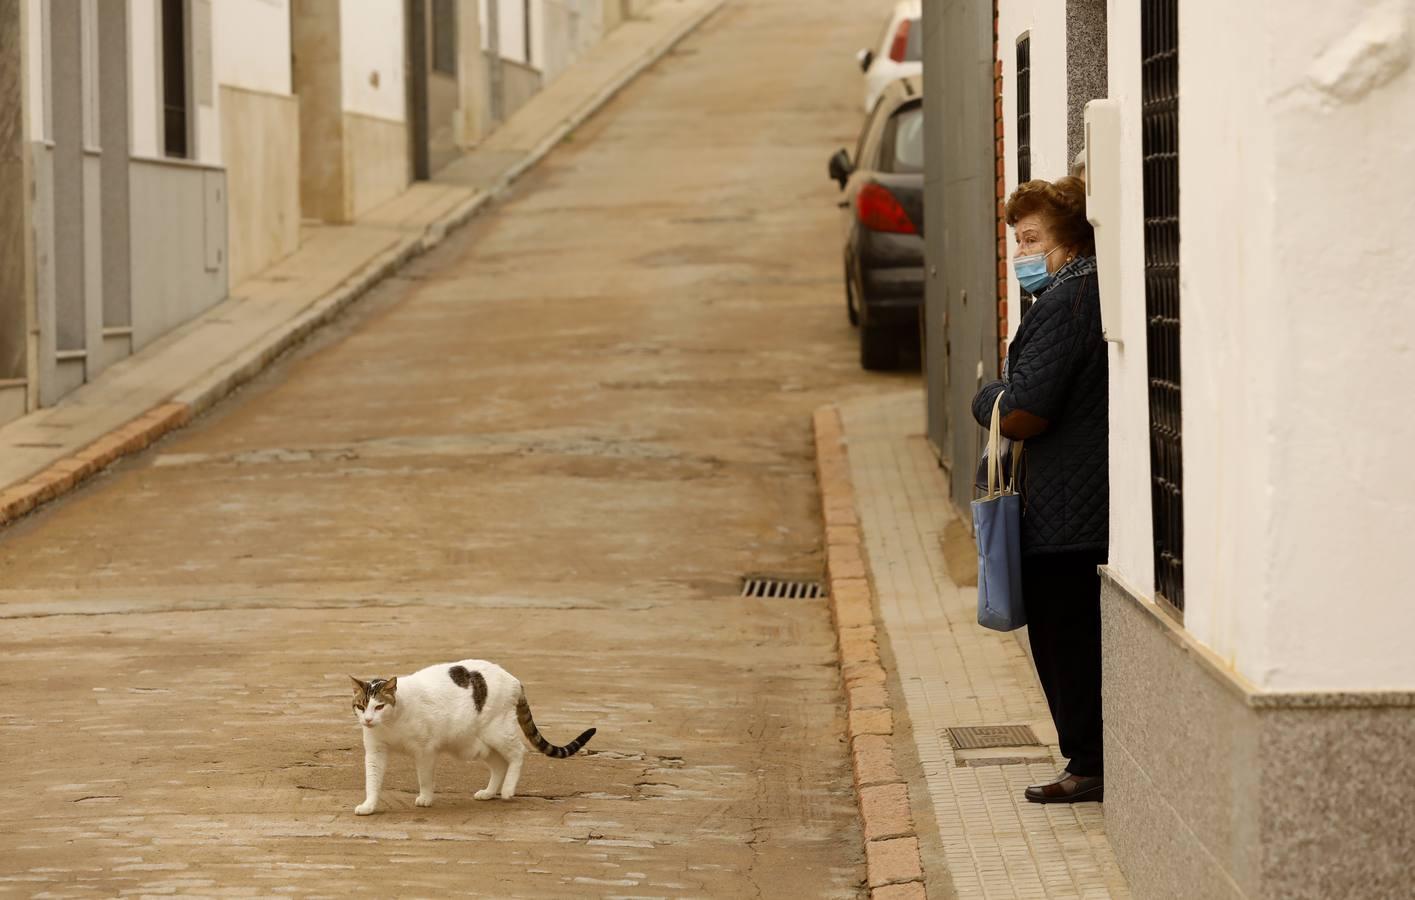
[0,0,724,534]
[813,405,927,898]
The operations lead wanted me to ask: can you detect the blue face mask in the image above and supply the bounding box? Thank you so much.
[1014,246,1061,294]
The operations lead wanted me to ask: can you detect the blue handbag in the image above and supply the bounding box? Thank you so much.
[972,393,1026,631]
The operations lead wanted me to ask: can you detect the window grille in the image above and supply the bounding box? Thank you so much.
[1016,35,1033,318]
[1016,36,1031,184]
[1142,0,1183,613]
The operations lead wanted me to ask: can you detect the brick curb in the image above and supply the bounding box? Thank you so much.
[0,0,723,534]
[814,405,926,900]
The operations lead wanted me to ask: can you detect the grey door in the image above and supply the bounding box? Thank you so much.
[927,0,999,518]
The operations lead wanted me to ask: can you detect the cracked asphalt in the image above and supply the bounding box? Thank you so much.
[0,0,912,895]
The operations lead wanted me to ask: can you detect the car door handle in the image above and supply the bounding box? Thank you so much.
[836,200,850,209]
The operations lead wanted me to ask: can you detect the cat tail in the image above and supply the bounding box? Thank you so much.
[517,692,596,759]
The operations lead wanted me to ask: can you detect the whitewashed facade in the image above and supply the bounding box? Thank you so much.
[0,0,630,424]
[992,0,1415,896]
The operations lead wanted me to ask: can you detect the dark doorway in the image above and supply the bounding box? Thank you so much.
[161,0,189,158]
[407,0,462,180]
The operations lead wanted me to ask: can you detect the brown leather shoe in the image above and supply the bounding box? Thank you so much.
[1024,770,1104,804]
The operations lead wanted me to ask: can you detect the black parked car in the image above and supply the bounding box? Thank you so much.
[828,77,924,370]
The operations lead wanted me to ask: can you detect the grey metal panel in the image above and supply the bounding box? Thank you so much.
[930,0,999,516]
[51,0,86,355]
[202,168,224,272]
[32,146,59,406]
[129,159,227,349]
[0,1,32,384]
[99,0,132,331]
[921,0,949,462]
[82,154,103,370]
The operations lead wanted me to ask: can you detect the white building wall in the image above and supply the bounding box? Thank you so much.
[998,0,1068,342]
[212,0,292,96]
[497,0,531,65]
[1104,0,1415,691]
[1252,0,1415,691]
[1100,0,1158,619]
[25,0,44,141]
[340,0,406,120]
[129,0,159,158]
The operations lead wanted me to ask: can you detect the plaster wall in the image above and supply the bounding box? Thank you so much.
[213,0,292,96]
[1103,0,1415,690]
[997,0,1068,342]
[129,0,159,158]
[341,0,407,122]
[1100,0,1156,605]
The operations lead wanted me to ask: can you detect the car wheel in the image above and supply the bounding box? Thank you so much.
[845,265,860,327]
[859,322,897,371]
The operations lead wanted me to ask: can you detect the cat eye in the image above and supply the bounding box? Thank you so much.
[375,704,386,711]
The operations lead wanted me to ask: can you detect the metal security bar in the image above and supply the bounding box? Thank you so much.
[1016,36,1031,184]
[1142,0,1183,614]
[1016,35,1033,318]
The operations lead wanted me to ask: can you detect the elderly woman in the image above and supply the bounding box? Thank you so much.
[972,176,1108,804]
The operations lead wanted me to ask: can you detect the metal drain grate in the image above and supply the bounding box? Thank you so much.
[945,725,1040,750]
[741,577,825,600]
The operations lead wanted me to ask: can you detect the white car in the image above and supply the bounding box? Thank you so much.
[857,0,922,114]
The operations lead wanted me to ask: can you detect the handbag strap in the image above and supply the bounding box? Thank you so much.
[986,391,1024,499]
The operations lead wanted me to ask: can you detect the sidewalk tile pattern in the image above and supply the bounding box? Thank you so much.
[838,391,1130,899]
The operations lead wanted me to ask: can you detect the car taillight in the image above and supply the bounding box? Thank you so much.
[889,19,911,62]
[856,183,916,234]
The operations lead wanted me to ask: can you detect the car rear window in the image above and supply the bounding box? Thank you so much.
[904,18,922,61]
[879,105,924,174]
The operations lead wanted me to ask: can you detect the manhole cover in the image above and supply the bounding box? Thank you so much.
[945,725,1040,750]
[741,577,825,600]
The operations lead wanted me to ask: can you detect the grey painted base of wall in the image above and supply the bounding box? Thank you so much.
[501,60,545,122]
[1101,570,1415,900]
[0,383,25,427]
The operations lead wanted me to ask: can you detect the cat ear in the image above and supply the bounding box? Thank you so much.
[382,676,398,695]
[349,675,366,695]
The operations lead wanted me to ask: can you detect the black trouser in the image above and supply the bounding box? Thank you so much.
[1021,548,1106,777]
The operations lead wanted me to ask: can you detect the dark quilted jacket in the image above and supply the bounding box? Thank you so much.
[972,256,1108,555]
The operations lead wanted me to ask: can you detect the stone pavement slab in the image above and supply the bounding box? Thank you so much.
[834,390,1130,899]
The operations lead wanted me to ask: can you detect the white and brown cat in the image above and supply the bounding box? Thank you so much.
[348,660,595,815]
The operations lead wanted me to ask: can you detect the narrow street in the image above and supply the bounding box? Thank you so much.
[0,0,912,896]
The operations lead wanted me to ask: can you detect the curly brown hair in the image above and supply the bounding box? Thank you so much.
[1004,176,1095,256]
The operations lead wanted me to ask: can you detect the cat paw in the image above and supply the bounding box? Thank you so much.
[499,789,516,800]
[473,789,496,801]
[354,801,377,816]
[415,794,434,808]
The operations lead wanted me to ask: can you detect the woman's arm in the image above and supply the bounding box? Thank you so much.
[971,380,1051,440]
[971,284,1090,439]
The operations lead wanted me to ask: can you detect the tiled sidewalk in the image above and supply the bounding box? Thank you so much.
[836,390,1129,899]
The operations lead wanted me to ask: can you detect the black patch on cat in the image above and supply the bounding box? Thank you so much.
[449,666,487,712]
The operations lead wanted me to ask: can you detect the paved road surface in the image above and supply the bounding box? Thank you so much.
[0,0,913,895]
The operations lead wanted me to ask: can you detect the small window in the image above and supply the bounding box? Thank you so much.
[432,0,457,75]
[879,105,924,174]
[855,97,887,164]
[161,0,189,158]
